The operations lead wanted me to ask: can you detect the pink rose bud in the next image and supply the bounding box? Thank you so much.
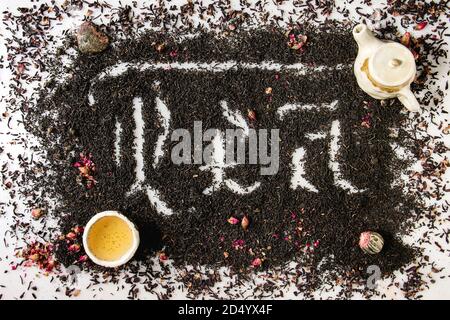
[241,216,249,230]
[359,231,384,254]
[66,232,77,241]
[227,217,239,225]
[31,208,44,219]
[251,258,262,268]
[68,243,81,252]
[415,21,427,31]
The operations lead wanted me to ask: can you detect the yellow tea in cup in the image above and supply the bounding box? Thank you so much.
[86,215,134,262]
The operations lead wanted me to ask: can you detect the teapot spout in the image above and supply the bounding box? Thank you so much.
[353,24,382,53]
[398,88,420,112]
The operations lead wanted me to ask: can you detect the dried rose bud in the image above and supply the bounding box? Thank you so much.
[415,21,428,31]
[443,125,450,135]
[66,232,77,241]
[46,259,56,271]
[68,244,81,253]
[232,239,245,250]
[247,109,256,122]
[72,289,81,297]
[251,257,262,268]
[86,180,95,190]
[17,63,26,75]
[361,113,372,123]
[159,252,168,261]
[223,251,229,258]
[31,208,44,219]
[227,216,239,225]
[265,87,273,95]
[359,231,384,254]
[29,254,39,262]
[78,255,88,263]
[42,16,51,25]
[24,260,33,267]
[73,226,84,234]
[287,34,307,50]
[78,166,89,175]
[241,216,249,230]
[401,32,411,47]
[155,43,165,53]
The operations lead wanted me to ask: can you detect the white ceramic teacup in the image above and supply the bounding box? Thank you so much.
[82,210,140,268]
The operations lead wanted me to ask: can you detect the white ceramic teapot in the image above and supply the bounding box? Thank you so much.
[353,24,420,112]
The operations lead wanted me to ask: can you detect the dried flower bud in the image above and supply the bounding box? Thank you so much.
[72,289,81,297]
[287,33,307,51]
[251,257,262,268]
[155,43,165,53]
[247,109,256,122]
[41,17,49,26]
[17,63,26,75]
[265,87,273,95]
[29,254,39,262]
[241,215,249,230]
[415,21,428,31]
[86,180,94,189]
[46,259,55,271]
[78,255,88,263]
[361,113,372,128]
[78,166,89,175]
[401,32,411,47]
[159,252,168,261]
[66,232,77,241]
[232,239,245,250]
[31,208,44,219]
[443,125,450,135]
[359,231,384,254]
[227,216,239,225]
[68,243,81,253]
[223,251,229,258]
[73,226,84,234]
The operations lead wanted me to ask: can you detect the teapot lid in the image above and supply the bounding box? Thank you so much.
[368,42,416,88]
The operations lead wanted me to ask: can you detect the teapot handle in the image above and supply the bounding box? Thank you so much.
[398,88,420,112]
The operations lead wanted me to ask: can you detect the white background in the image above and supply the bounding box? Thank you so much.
[0,0,449,299]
